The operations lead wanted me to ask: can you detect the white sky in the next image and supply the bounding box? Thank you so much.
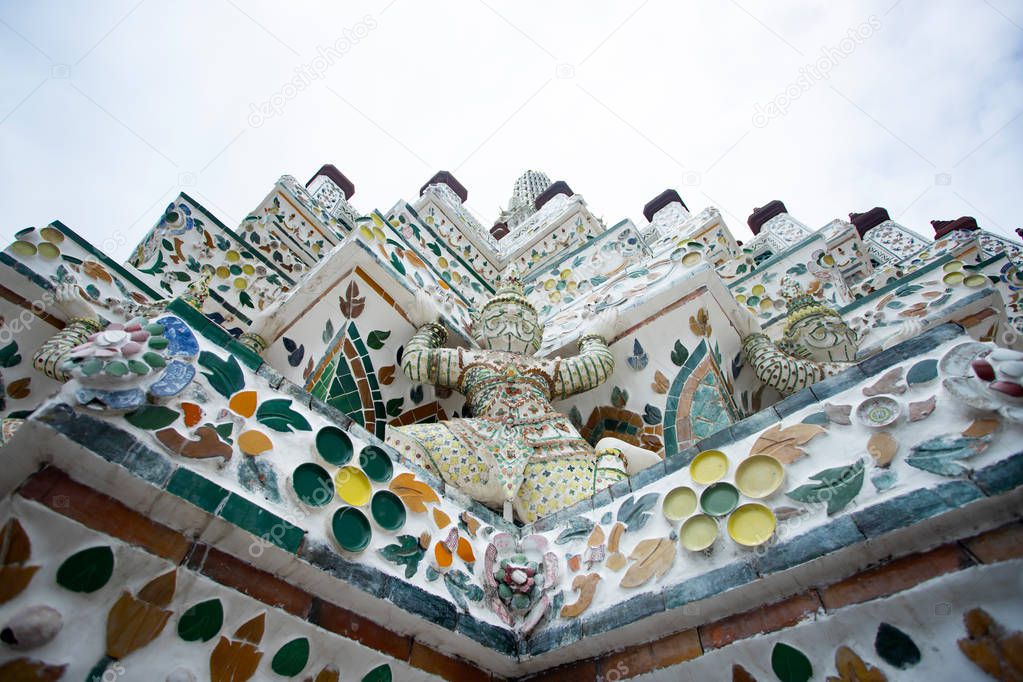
[1,1,1021,261]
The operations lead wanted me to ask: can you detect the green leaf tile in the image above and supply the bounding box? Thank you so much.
[771,642,812,682]
[124,405,179,430]
[875,622,921,669]
[56,546,114,593]
[271,637,310,676]
[361,664,392,682]
[256,399,312,433]
[906,358,938,386]
[177,598,224,642]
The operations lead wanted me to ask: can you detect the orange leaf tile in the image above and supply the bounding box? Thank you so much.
[238,430,273,456]
[434,542,453,569]
[457,536,476,564]
[181,402,202,428]
[229,391,258,418]
[433,508,451,529]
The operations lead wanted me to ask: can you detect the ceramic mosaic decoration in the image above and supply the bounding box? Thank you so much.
[0,165,1021,681]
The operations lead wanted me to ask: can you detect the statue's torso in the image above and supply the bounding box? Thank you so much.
[458,349,555,420]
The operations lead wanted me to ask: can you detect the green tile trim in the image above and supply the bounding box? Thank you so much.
[0,252,56,291]
[727,232,823,289]
[52,220,164,299]
[179,192,296,286]
[968,251,1008,271]
[165,467,229,513]
[398,206,494,295]
[219,493,304,554]
[165,298,263,371]
[207,289,253,326]
[838,253,954,315]
[523,218,651,284]
[225,340,264,371]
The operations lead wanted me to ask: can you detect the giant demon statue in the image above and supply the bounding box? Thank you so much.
[385,280,659,522]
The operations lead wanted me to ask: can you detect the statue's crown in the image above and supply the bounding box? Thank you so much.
[481,276,536,316]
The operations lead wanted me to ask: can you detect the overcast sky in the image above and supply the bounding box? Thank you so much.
[2,1,1021,261]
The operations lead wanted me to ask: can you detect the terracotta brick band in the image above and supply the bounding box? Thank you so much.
[15,466,499,682]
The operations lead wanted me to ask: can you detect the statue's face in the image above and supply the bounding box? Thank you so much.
[787,314,859,362]
[475,301,542,355]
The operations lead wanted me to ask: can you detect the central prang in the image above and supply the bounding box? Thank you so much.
[385,280,659,523]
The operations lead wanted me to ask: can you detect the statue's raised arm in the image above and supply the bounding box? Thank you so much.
[552,311,618,400]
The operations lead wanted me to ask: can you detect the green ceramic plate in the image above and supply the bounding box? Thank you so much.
[700,481,740,517]
[316,426,353,466]
[370,490,406,531]
[291,463,333,507]
[331,506,372,553]
[360,445,394,482]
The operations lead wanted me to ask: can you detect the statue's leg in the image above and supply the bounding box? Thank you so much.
[386,423,500,506]
[515,456,608,523]
[385,424,443,477]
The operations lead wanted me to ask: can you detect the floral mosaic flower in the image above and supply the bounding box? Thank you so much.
[484,533,557,634]
[63,316,199,411]
[158,202,194,235]
[943,342,1023,423]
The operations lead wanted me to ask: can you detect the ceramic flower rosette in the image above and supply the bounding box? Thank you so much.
[62,315,199,411]
[484,533,558,634]
[941,342,1023,423]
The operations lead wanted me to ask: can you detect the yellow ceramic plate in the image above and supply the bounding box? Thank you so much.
[943,271,964,285]
[10,241,36,257]
[735,455,785,499]
[681,251,702,266]
[334,466,371,506]
[680,514,718,551]
[37,242,60,259]
[963,274,987,288]
[727,503,777,547]
[689,450,729,485]
[943,260,964,272]
[662,486,697,521]
[39,226,64,243]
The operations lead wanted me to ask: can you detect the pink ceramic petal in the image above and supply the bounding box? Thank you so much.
[92,348,119,358]
[124,322,143,332]
[106,323,124,331]
[130,331,150,342]
[120,341,142,356]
